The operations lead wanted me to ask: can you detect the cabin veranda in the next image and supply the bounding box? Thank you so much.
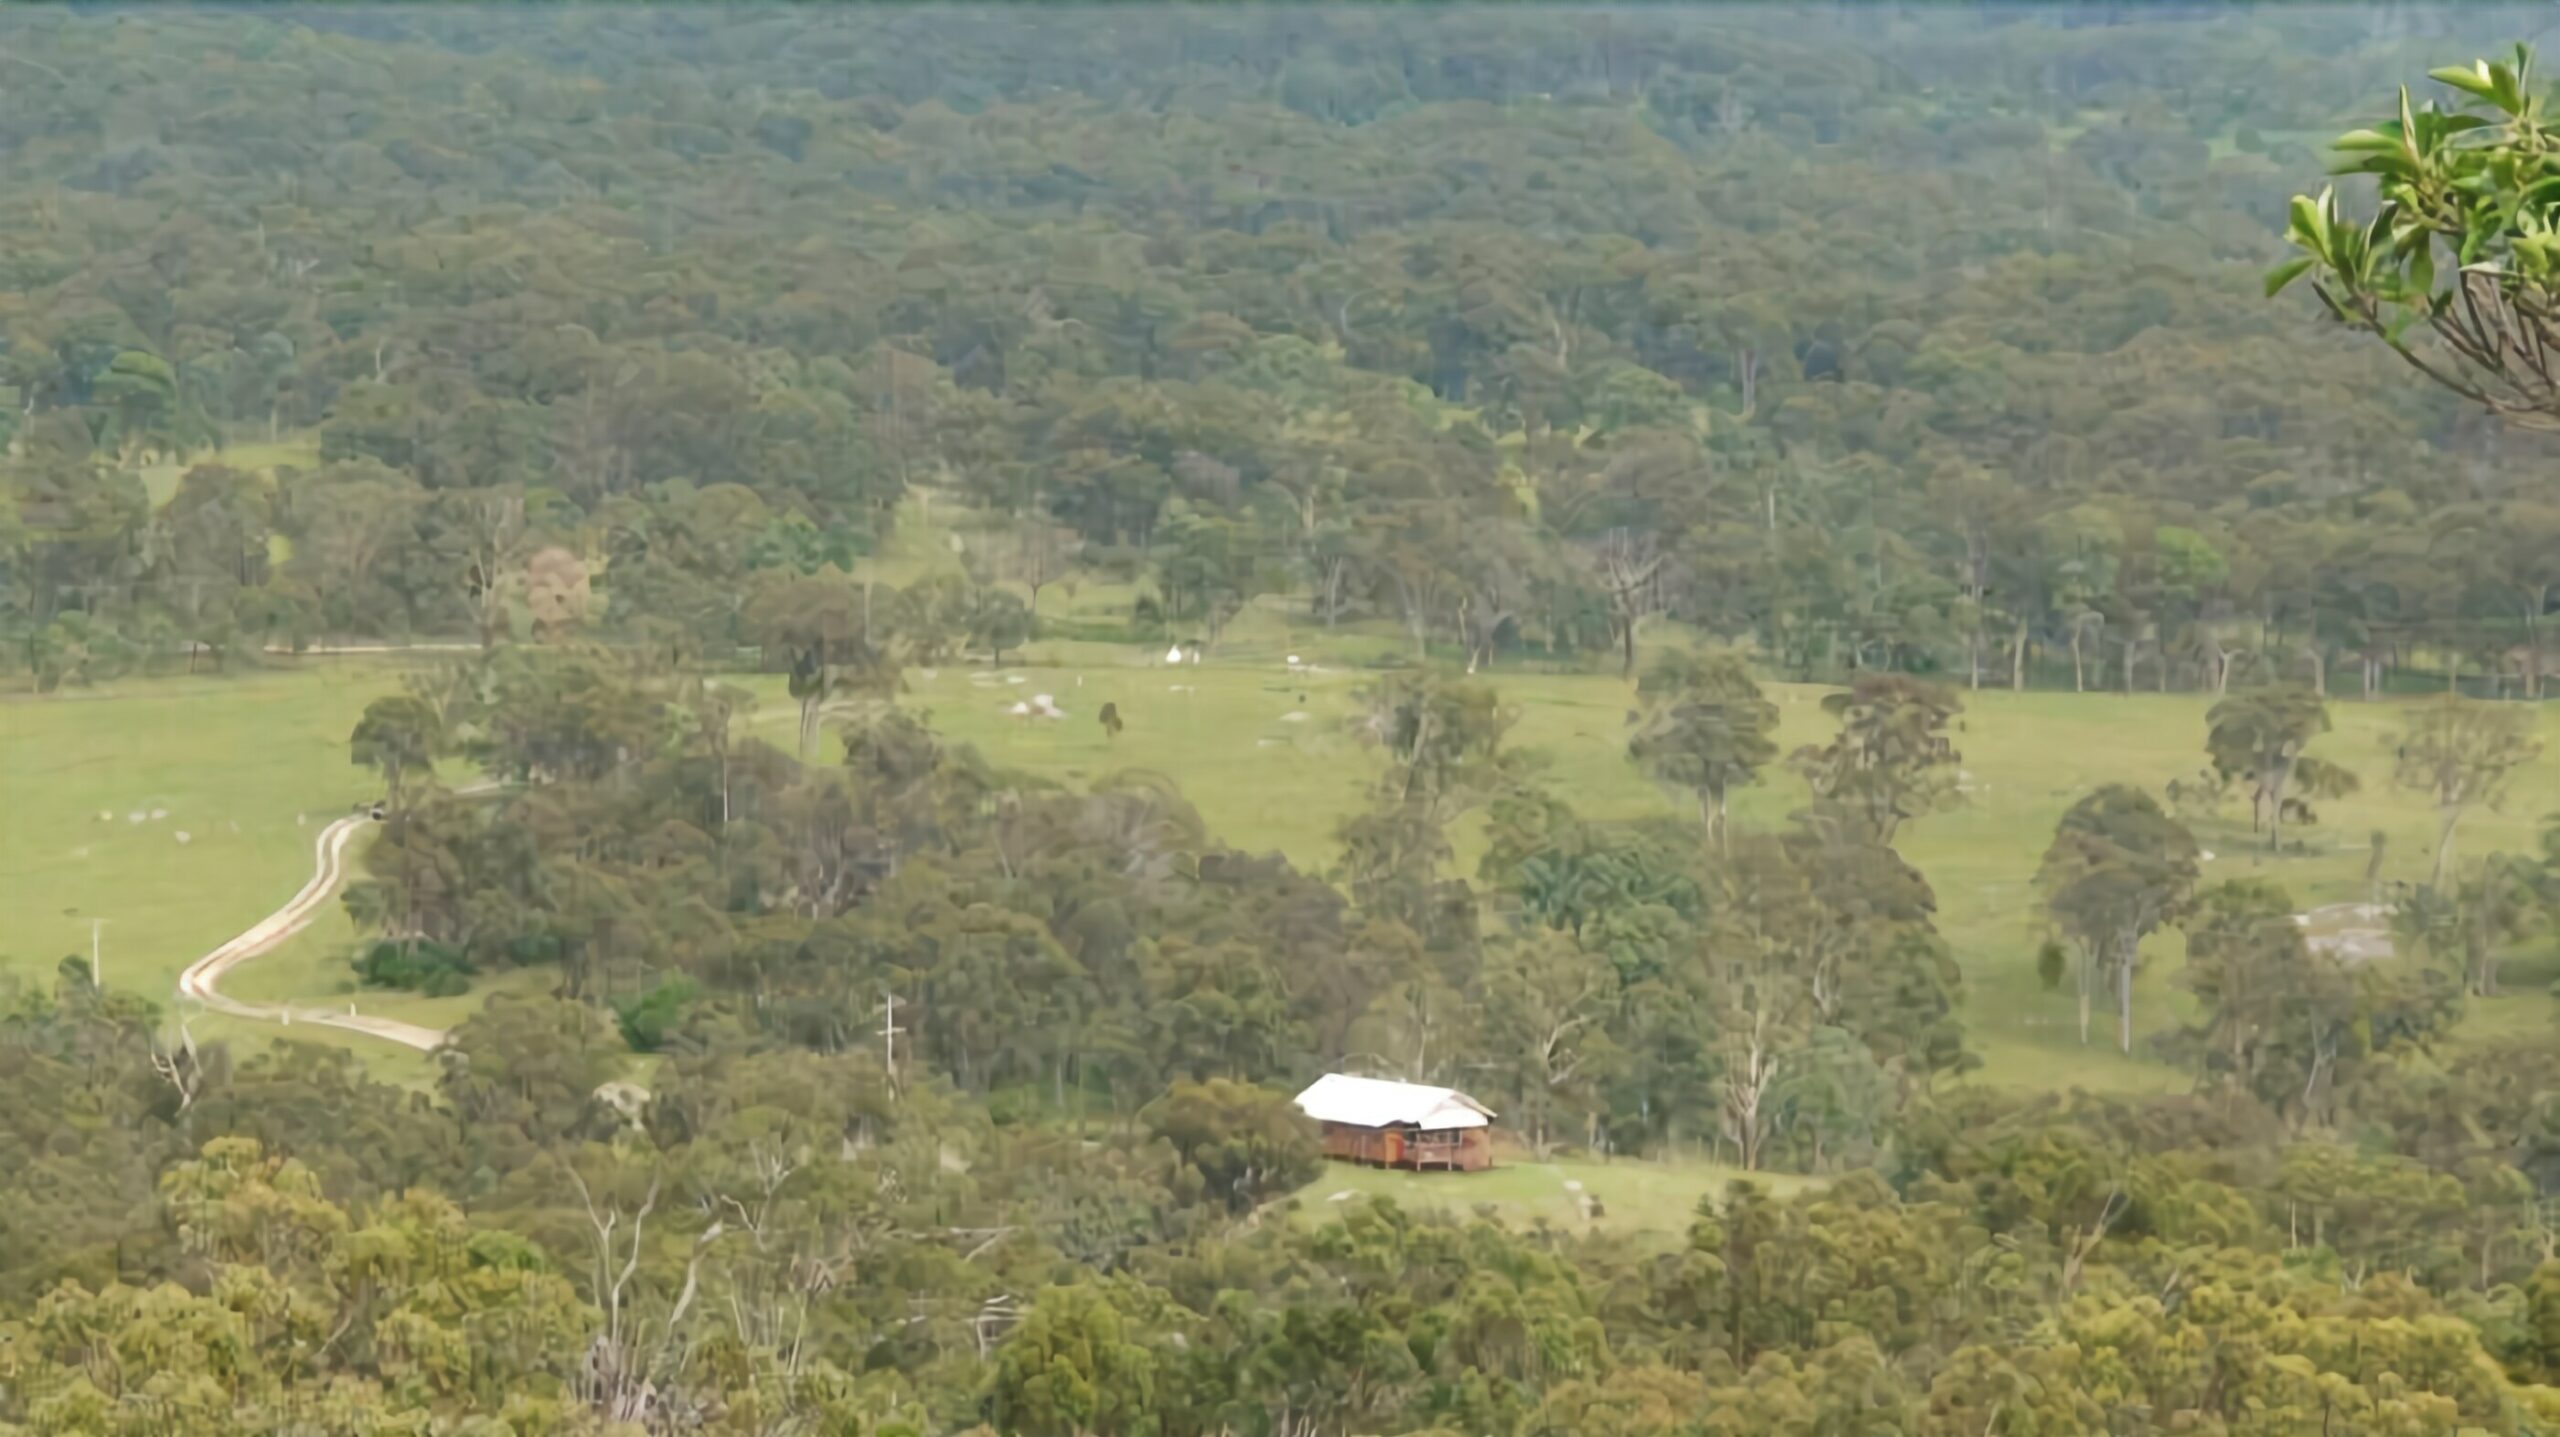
[1293,1073,1497,1173]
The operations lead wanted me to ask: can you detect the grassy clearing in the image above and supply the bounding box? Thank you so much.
[0,658,423,1066]
[11,498,2559,1098]
[758,640,2560,1093]
[1,662,388,998]
[1286,1150,1819,1238]
[136,432,323,507]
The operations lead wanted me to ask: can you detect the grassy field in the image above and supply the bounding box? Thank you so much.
[8,501,2560,1100]
[745,633,2560,1092]
[136,432,322,507]
[1,662,384,998]
[0,657,477,1081]
[1286,1149,1820,1238]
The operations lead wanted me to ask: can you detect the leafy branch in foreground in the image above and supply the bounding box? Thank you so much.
[2273,45,2560,425]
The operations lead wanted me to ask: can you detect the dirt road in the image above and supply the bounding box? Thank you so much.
[175,814,449,1052]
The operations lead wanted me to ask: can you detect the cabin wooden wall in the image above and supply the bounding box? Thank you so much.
[1319,1122,1491,1171]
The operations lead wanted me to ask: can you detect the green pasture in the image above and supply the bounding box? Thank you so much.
[7,587,2559,1100]
[1,662,383,1000]
[0,657,461,1080]
[750,632,2560,1092]
[1286,1149,1820,1238]
[136,432,322,507]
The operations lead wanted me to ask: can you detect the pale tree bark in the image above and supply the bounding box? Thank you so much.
[1722,1007,1779,1172]
[2433,804,2463,890]
[2116,934,2135,1055]
[2075,944,2097,1047]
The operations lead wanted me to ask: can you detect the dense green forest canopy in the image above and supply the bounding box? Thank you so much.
[6,7,2560,1436]
[4,4,2556,691]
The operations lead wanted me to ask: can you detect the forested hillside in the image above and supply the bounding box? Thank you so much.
[7,7,2560,1436]
[5,6,2555,690]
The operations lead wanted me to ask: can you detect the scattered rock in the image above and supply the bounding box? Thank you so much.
[127,812,146,824]
[151,808,168,820]
[1280,710,1310,723]
[174,831,191,845]
[96,810,111,823]
[1327,1189,1356,1203]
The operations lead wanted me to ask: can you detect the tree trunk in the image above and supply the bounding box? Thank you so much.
[2011,619,2028,691]
[2070,625,2085,693]
[2524,594,2545,701]
[2116,943,2134,1056]
[2432,805,2461,890]
[2077,955,2093,1047]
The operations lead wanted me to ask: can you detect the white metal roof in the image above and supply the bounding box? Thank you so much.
[1293,1073,1493,1130]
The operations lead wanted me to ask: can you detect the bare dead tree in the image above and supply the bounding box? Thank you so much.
[2062,1186,2128,1294]
[570,1167,732,1429]
[1592,528,1666,679]
[151,1011,206,1112]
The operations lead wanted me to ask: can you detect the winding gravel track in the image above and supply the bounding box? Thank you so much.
[175,814,448,1051]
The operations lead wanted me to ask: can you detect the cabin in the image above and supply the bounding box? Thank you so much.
[1293,1073,1496,1172]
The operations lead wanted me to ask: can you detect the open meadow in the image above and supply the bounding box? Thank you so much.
[1286,1148,1819,1238]
[10,485,2560,1094]
[744,625,2560,1092]
[0,658,472,1082]
[137,432,322,507]
[10,616,2555,1101]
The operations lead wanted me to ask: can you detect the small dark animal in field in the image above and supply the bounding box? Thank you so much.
[1099,702,1124,740]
